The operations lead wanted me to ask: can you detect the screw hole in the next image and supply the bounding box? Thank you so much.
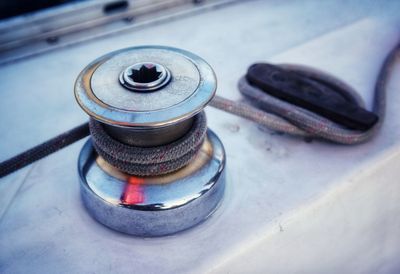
[46,36,59,44]
[103,1,128,15]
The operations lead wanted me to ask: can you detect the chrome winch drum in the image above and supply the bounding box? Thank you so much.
[74,46,226,236]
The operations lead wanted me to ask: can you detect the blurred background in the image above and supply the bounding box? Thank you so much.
[0,0,73,19]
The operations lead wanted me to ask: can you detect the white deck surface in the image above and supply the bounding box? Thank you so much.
[1,1,400,273]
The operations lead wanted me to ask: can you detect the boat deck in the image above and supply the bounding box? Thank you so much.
[1,1,400,273]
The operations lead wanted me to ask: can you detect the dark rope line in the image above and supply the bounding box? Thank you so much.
[0,123,89,178]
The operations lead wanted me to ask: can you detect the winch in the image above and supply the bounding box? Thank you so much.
[74,45,226,237]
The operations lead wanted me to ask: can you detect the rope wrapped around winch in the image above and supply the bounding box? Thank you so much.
[89,111,207,176]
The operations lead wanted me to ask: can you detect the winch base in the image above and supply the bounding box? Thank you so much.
[78,130,225,237]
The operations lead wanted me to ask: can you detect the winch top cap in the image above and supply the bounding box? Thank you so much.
[74,45,217,128]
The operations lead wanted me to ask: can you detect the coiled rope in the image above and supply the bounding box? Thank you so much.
[89,112,207,176]
[0,43,398,178]
[210,42,399,144]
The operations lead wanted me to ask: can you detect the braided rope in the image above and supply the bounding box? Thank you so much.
[0,123,89,178]
[211,42,400,144]
[89,111,207,176]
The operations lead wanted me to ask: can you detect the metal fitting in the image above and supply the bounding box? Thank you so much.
[74,45,226,236]
[75,45,217,146]
[119,62,171,91]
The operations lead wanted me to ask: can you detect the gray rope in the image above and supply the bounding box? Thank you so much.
[89,111,207,176]
[210,43,400,144]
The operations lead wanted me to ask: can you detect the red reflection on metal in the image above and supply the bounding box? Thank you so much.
[121,176,145,205]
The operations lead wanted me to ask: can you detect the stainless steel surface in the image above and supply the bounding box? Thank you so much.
[103,117,194,147]
[76,45,224,235]
[78,130,226,236]
[119,62,171,91]
[75,45,216,128]
[90,46,200,112]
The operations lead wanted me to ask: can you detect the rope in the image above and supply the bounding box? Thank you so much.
[211,43,400,144]
[0,123,89,178]
[89,112,207,176]
[0,43,398,178]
